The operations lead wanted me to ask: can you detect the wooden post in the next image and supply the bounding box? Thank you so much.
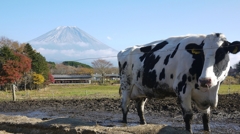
[12,84,16,101]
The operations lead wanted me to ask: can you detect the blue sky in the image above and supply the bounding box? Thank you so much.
[1,0,240,66]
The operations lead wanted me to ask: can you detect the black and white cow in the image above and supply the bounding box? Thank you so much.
[118,33,240,133]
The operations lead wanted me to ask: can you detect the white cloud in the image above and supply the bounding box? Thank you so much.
[60,49,76,57]
[36,48,58,55]
[107,36,112,40]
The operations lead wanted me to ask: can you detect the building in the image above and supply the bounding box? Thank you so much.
[53,75,92,84]
[92,73,120,81]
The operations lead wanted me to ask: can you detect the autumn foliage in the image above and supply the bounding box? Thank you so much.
[47,73,55,84]
[0,52,31,85]
[33,73,45,85]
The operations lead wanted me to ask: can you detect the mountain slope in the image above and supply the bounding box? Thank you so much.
[28,26,118,66]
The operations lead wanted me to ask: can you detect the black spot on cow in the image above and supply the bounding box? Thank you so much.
[139,41,168,62]
[159,68,165,81]
[142,70,157,88]
[139,54,147,62]
[185,42,205,81]
[142,55,160,88]
[164,54,171,65]
[195,83,199,90]
[178,74,187,94]
[213,41,229,77]
[152,41,169,52]
[171,43,180,58]
[123,62,127,70]
[140,45,152,52]
[215,33,221,37]
[119,61,128,75]
[118,62,121,74]
[137,70,141,81]
[143,55,160,70]
[188,76,192,82]
[141,41,168,88]
[140,46,152,62]
[132,64,134,69]
[170,74,173,79]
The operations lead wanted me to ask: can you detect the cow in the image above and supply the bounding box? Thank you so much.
[117,33,240,133]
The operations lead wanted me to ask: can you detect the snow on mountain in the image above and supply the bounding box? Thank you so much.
[28,26,118,66]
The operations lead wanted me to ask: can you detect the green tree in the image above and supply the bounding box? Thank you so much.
[63,61,92,68]
[234,61,240,74]
[24,44,49,82]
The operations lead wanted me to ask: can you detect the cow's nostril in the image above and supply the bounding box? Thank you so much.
[199,78,212,88]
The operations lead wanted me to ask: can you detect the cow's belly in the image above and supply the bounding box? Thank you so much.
[130,83,176,99]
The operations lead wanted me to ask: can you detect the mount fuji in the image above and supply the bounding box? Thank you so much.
[28,26,118,66]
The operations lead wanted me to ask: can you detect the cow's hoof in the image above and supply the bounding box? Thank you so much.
[122,120,127,123]
[140,121,146,125]
[203,130,211,134]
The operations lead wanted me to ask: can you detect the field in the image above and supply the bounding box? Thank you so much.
[0,84,239,101]
[0,84,239,133]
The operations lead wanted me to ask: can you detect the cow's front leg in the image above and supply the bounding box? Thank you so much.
[179,95,193,133]
[202,108,211,132]
[121,90,131,123]
[135,98,147,124]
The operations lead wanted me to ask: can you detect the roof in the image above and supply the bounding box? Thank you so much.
[92,74,119,77]
[53,75,92,79]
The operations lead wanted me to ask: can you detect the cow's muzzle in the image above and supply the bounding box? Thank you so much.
[199,78,212,88]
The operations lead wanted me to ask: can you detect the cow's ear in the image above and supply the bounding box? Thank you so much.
[185,43,202,55]
[229,41,240,54]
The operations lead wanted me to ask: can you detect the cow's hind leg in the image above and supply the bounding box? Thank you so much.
[121,90,131,123]
[135,98,147,124]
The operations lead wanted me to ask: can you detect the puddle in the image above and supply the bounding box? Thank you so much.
[0,110,62,119]
[0,110,239,133]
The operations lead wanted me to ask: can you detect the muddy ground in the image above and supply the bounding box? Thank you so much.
[0,94,239,134]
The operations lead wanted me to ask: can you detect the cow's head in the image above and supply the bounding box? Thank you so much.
[186,33,240,90]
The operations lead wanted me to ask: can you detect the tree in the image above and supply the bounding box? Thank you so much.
[0,49,31,100]
[77,67,93,75]
[0,37,25,53]
[234,61,240,74]
[63,61,92,68]
[33,73,45,90]
[0,47,31,86]
[46,73,55,84]
[51,63,79,74]
[24,44,49,82]
[91,59,113,83]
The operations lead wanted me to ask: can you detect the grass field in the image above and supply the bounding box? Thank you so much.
[0,84,239,101]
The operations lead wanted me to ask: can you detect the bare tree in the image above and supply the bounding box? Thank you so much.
[92,59,113,83]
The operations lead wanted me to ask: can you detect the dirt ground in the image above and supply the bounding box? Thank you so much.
[0,93,239,134]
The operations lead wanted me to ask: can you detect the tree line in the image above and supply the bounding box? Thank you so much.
[0,37,119,91]
[223,62,240,84]
[0,37,53,91]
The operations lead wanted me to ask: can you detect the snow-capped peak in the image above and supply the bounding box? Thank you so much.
[29,26,109,49]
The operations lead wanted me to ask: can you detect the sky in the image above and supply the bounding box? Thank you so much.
[0,0,240,66]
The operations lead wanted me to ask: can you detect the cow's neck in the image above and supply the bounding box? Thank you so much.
[191,83,219,110]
